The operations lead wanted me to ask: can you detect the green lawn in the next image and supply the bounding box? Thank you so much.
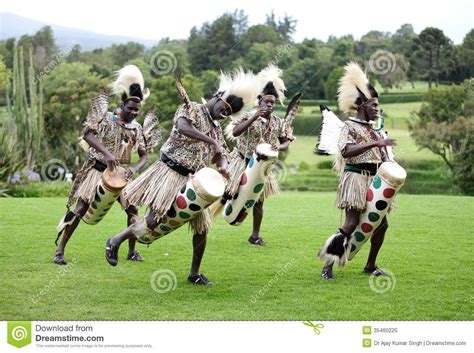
[0,193,472,320]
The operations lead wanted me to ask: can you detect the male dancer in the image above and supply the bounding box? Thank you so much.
[105,69,258,285]
[54,65,160,265]
[223,65,300,246]
[317,62,396,280]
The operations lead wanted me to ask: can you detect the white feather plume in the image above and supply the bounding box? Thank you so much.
[257,64,286,105]
[316,106,346,176]
[337,62,373,113]
[317,108,345,155]
[218,68,258,121]
[109,65,150,102]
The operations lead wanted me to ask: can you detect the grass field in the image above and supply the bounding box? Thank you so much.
[1,193,472,321]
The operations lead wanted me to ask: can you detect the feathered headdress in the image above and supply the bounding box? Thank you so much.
[109,65,150,104]
[216,68,258,120]
[337,62,378,113]
[256,64,286,105]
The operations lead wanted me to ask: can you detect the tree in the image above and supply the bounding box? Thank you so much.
[240,42,276,72]
[377,53,410,92]
[32,26,58,70]
[324,66,344,102]
[265,11,297,43]
[109,42,145,67]
[331,36,357,66]
[66,44,82,63]
[415,27,452,89]
[0,38,16,69]
[199,70,219,98]
[148,73,204,127]
[391,24,418,87]
[42,62,107,167]
[147,39,190,77]
[456,30,474,81]
[357,30,392,60]
[188,12,244,74]
[239,24,280,52]
[409,82,474,195]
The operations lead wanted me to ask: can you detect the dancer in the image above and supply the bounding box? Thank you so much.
[105,69,258,285]
[222,65,300,246]
[317,62,397,280]
[54,65,161,265]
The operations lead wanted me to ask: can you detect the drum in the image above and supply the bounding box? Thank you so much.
[348,161,406,260]
[223,143,279,226]
[82,166,128,225]
[137,167,226,244]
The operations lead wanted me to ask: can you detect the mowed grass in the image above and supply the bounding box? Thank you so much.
[0,193,472,321]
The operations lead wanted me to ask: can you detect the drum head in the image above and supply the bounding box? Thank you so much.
[256,143,279,159]
[192,168,225,200]
[378,162,407,187]
[102,166,128,192]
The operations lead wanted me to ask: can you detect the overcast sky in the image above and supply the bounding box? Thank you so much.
[1,0,472,44]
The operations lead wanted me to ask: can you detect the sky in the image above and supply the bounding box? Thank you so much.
[1,0,472,44]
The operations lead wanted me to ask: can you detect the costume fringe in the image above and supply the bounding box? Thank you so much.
[336,171,372,211]
[225,149,247,196]
[123,160,187,217]
[66,159,95,209]
[72,168,103,205]
[189,209,211,234]
[260,174,280,202]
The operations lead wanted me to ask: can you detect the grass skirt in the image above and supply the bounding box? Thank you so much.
[123,160,211,234]
[336,171,395,212]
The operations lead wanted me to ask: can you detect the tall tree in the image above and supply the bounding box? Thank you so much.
[265,11,297,43]
[188,12,243,73]
[391,24,418,87]
[409,82,474,195]
[415,27,451,89]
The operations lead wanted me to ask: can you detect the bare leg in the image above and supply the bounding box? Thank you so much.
[249,199,266,245]
[124,205,142,260]
[251,199,264,238]
[110,211,156,247]
[322,208,360,278]
[106,211,157,266]
[190,231,207,277]
[365,216,388,271]
[54,199,88,265]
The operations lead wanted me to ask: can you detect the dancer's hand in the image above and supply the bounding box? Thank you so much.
[217,166,230,180]
[252,108,271,121]
[376,139,397,147]
[126,167,136,180]
[105,153,117,171]
[210,142,223,164]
